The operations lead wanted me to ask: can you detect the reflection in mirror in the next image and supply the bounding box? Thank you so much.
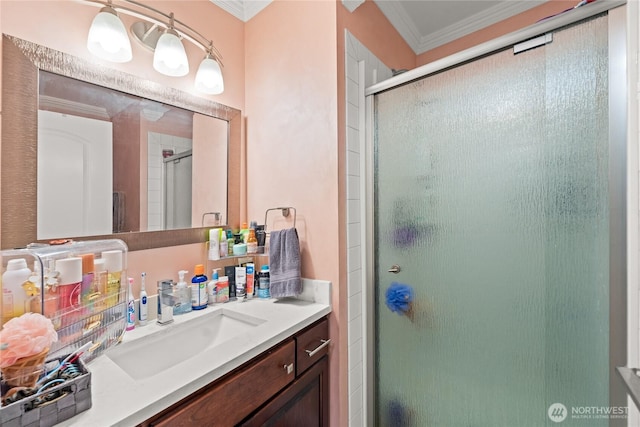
[2,34,241,251]
[36,71,228,239]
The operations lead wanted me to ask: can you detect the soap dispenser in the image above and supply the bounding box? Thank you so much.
[174,270,192,315]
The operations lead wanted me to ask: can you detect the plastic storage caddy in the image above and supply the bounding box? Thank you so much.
[0,239,128,424]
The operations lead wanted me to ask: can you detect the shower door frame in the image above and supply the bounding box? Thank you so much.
[363,1,628,424]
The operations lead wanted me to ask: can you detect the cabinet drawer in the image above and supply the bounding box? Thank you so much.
[150,339,296,427]
[296,318,329,375]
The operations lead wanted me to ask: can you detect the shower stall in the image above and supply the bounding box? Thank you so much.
[365,2,627,426]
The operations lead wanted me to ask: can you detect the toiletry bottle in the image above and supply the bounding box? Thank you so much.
[93,258,108,295]
[174,271,192,315]
[217,276,230,302]
[219,229,228,258]
[208,228,221,261]
[126,277,135,331]
[226,230,235,256]
[235,266,247,299]
[207,269,220,305]
[258,265,270,299]
[102,249,124,307]
[191,264,208,310]
[2,258,32,325]
[240,222,250,243]
[225,265,236,299]
[139,272,148,326]
[79,253,95,305]
[246,263,255,298]
[56,257,83,312]
[247,228,258,254]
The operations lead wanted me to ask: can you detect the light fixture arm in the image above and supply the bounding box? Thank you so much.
[79,0,223,65]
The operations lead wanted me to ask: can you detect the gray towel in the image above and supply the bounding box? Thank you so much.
[269,227,302,298]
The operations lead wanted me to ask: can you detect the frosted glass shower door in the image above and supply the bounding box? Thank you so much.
[374,14,621,427]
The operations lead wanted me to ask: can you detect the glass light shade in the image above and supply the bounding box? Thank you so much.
[153,29,189,77]
[195,56,224,94]
[87,7,132,63]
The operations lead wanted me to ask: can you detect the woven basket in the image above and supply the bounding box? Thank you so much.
[1,347,49,388]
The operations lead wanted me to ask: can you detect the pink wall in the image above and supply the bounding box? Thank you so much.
[0,0,244,292]
[244,0,341,424]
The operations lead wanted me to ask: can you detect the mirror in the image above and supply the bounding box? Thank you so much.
[2,34,242,251]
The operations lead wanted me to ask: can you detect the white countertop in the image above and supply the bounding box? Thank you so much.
[56,279,331,427]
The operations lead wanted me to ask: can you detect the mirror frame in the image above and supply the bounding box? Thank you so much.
[1,34,242,251]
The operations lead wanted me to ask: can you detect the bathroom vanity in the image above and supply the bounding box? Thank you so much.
[55,279,331,427]
[141,317,329,426]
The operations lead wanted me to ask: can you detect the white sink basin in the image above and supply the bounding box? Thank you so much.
[107,308,266,380]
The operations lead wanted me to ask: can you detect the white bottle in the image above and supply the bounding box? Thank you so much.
[126,277,135,331]
[2,258,32,325]
[208,228,221,261]
[138,272,148,326]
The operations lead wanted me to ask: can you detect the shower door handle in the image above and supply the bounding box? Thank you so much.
[388,265,401,274]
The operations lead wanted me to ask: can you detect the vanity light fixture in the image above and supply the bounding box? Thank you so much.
[86,4,132,63]
[153,15,189,77]
[84,0,224,93]
[195,45,224,95]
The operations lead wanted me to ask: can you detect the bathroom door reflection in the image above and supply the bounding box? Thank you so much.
[163,150,193,230]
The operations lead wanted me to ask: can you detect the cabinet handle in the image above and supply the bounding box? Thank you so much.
[283,363,294,375]
[305,339,331,357]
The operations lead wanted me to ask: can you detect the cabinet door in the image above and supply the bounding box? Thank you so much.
[147,340,296,427]
[239,355,328,427]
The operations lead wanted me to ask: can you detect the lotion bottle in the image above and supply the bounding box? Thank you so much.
[126,277,135,331]
[138,272,148,326]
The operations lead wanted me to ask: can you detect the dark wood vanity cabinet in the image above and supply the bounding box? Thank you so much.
[140,317,329,427]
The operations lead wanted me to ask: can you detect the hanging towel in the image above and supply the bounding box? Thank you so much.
[269,227,302,298]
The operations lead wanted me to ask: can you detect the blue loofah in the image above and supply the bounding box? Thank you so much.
[385,282,414,315]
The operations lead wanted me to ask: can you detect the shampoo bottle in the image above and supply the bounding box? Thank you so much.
[138,272,148,326]
[207,268,220,305]
[191,264,208,310]
[126,277,135,331]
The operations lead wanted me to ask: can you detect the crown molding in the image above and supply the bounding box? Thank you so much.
[243,0,272,21]
[342,0,365,13]
[210,0,272,22]
[375,0,546,56]
[417,1,545,54]
[39,95,110,120]
[373,0,423,54]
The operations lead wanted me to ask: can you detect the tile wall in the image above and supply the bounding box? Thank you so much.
[345,30,392,427]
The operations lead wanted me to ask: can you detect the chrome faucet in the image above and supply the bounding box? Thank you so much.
[157,280,175,325]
